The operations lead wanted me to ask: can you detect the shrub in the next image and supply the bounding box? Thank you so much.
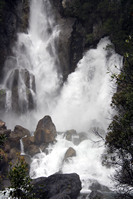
[8,154,34,199]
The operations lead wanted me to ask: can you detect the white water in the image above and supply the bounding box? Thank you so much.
[1,0,123,194]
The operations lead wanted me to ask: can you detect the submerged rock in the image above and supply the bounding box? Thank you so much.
[64,147,76,162]
[32,173,82,199]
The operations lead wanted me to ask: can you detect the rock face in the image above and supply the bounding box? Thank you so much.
[32,173,82,199]
[34,116,57,145]
[51,0,133,77]
[0,0,29,81]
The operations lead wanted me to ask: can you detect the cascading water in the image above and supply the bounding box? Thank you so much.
[1,0,62,127]
[0,0,123,195]
[29,37,123,192]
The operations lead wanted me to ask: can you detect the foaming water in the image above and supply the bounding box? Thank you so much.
[52,39,122,132]
[30,134,115,192]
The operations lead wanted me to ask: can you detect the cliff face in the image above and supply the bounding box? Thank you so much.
[51,0,133,79]
[0,0,29,82]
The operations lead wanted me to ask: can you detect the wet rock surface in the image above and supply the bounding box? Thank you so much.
[32,173,82,199]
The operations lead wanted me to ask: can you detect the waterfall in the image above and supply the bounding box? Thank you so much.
[2,0,62,125]
[20,138,25,155]
[29,37,122,191]
[1,0,123,194]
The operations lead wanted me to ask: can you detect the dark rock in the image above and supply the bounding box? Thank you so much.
[11,125,31,139]
[64,147,76,162]
[22,136,34,149]
[0,0,30,81]
[5,136,20,150]
[34,116,57,145]
[32,173,82,199]
[69,21,85,73]
[22,136,40,156]
[26,144,40,157]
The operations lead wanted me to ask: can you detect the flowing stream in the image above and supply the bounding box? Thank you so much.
[1,0,123,195]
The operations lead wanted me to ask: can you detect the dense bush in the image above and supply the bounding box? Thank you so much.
[106,36,133,197]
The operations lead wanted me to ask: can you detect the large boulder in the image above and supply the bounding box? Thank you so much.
[32,173,82,199]
[34,116,57,145]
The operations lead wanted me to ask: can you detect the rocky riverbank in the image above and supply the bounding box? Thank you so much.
[0,116,121,199]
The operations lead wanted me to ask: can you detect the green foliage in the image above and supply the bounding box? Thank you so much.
[106,36,133,150]
[8,155,34,199]
[106,36,133,193]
